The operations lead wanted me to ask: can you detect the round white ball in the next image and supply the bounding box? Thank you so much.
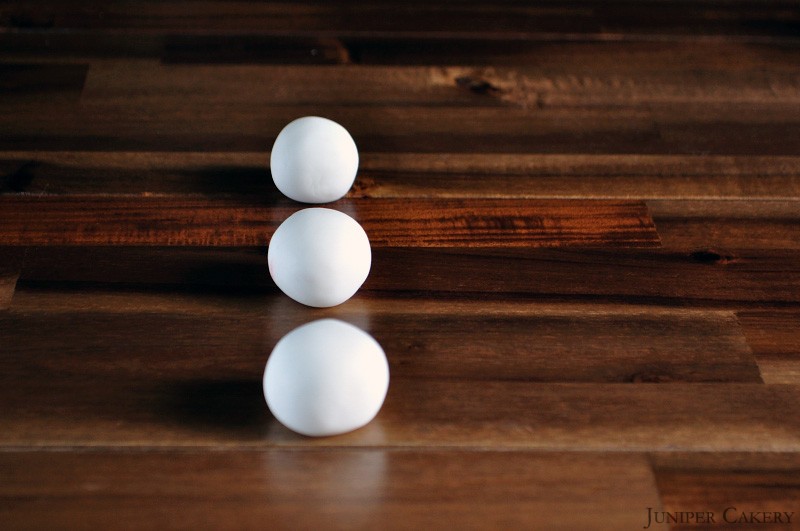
[263,319,390,437]
[270,116,359,203]
[268,208,371,308]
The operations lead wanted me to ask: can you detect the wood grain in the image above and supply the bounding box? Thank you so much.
[0,291,791,450]
[0,197,659,247]
[1,376,797,450]
[0,248,23,309]
[0,269,18,309]
[738,310,800,384]
[649,200,800,250]
[0,63,88,102]
[2,1,800,526]
[2,101,799,154]
[9,246,800,306]
[652,453,800,531]
[363,248,800,305]
[3,152,800,200]
[71,60,800,108]
[2,1,798,40]
[0,450,661,531]
[0,294,761,383]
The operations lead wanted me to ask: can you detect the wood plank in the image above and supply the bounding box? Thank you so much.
[0,269,18,309]
[74,60,800,108]
[340,35,800,67]
[70,55,800,111]
[0,375,797,449]
[366,248,800,304]
[0,292,791,449]
[738,310,800,384]
[650,200,800,250]
[0,450,661,531]
[651,452,800,530]
[0,63,88,103]
[2,1,798,526]
[2,1,798,40]
[10,33,790,66]
[79,63,500,107]
[0,197,658,247]
[9,246,800,305]
[1,286,752,318]
[0,296,761,383]
[3,152,800,200]
[0,248,23,310]
[2,99,799,154]
[0,103,662,154]
[6,40,800,80]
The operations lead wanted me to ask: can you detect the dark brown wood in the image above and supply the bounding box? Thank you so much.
[649,200,800,250]
[0,292,761,383]
[0,197,659,247]
[2,101,799,154]
[0,268,18,309]
[0,248,23,309]
[652,453,800,530]
[0,450,661,530]
[0,290,794,449]
[0,376,797,450]
[738,310,800,384]
[8,246,800,306]
[2,1,798,40]
[2,2,799,526]
[363,248,800,305]
[70,60,800,108]
[0,63,88,101]
[3,152,800,200]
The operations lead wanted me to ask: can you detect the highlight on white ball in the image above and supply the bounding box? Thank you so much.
[267,207,371,308]
[270,116,359,203]
[263,318,390,437]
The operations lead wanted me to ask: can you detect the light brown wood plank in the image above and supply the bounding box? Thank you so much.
[3,152,800,199]
[0,295,761,383]
[651,452,800,530]
[650,200,800,250]
[0,450,661,531]
[738,310,800,384]
[0,197,658,248]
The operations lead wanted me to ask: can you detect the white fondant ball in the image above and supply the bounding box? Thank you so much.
[270,116,359,203]
[263,319,390,437]
[268,208,371,308]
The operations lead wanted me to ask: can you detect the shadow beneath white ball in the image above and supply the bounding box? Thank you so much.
[157,379,272,436]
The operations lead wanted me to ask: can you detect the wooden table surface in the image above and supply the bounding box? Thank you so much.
[2,2,800,529]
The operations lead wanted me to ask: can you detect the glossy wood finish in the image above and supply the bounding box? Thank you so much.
[652,453,800,531]
[0,450,661,530]
[2,1,799,529]
[0,197,658,247]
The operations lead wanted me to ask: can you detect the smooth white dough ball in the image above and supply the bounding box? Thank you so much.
[263,319,390,437]
[270,116,359,203]
[268,208,371,308]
